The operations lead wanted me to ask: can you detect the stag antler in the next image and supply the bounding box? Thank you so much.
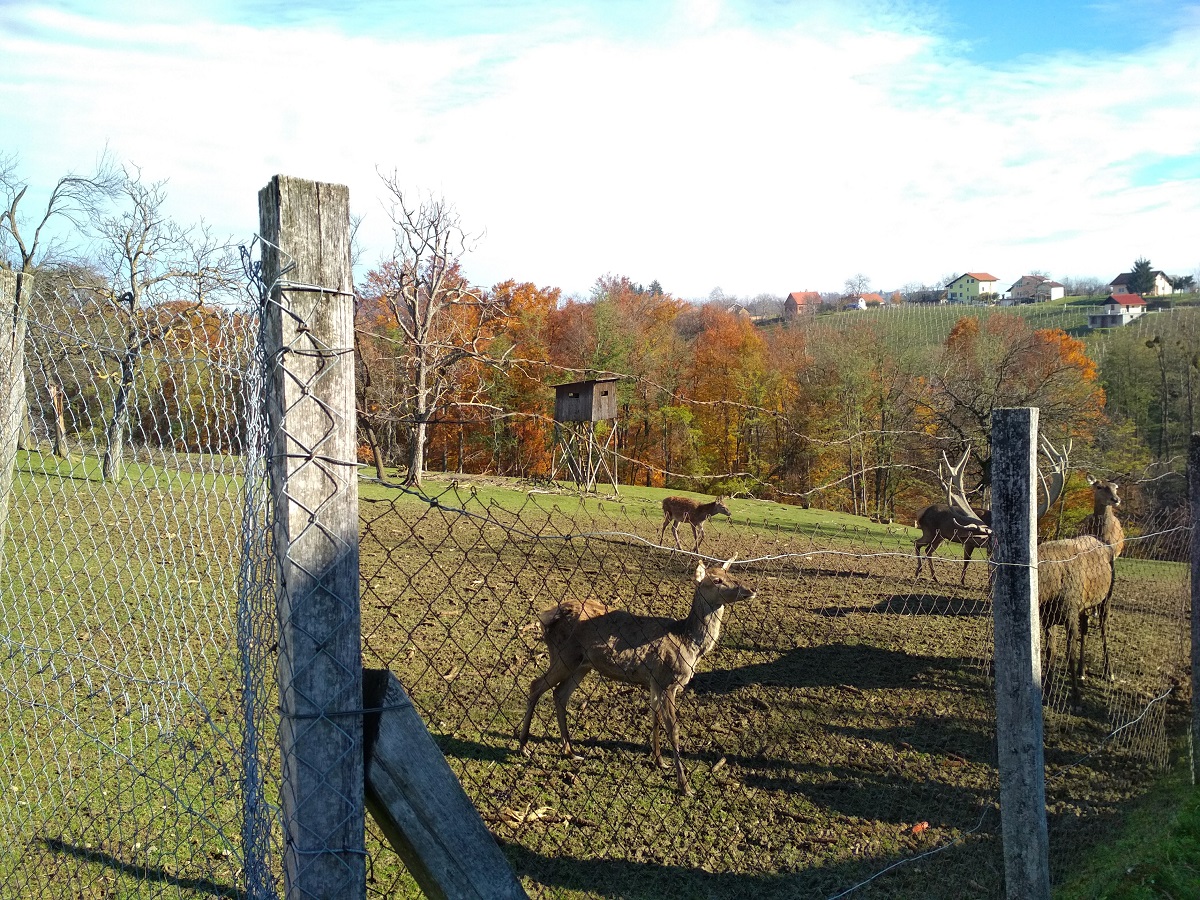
[938,447,987,524]
[1036,436,1072,519]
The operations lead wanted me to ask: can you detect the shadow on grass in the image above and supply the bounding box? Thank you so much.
[38,838,243,898]
[693,642,965,693]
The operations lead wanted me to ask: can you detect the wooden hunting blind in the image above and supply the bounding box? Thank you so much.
[551,378,620,493]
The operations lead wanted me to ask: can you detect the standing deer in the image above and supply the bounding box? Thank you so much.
[1078,475,1124,558]
[516,556,755,795]
[1037,534,1116,707]
[659,495,731,552]
[914,438,1070,584]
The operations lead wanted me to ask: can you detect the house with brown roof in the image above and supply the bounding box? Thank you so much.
[1007,274,1064,302]
[946,272,999,303]
[1109,270,1173,296]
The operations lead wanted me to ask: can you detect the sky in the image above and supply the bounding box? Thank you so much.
[1,0,1198,300]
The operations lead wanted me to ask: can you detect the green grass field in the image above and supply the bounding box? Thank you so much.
[1,454,1194,898]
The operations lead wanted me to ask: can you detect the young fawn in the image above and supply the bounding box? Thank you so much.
[658,495,731,552]
[516,556,755,795]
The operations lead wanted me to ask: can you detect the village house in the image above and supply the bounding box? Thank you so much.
[946,272,999,303]
[1088,294,1147,328]
[784,291,821,318]
[1007,274,1065,302]
[1109,270,1173,296]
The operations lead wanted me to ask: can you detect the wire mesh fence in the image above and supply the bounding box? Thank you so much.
[0,264,1194,899]
[357,480,1191,898]
[0,278,280,897]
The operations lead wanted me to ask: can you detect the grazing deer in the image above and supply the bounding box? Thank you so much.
[516,556,755,795]
[659,495,731,552]
[914,438,1070,584]
[1078,475,1124,558]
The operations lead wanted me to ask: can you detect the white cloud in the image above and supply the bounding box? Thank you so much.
[1,2,1198,298]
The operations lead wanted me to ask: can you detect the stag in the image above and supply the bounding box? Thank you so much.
[516,556,755,795]
[914,437,1071,584]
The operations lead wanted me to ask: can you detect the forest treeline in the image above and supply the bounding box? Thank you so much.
[4,161,1197,530]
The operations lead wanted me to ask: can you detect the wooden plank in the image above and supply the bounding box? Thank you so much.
[0,271,30,551]
[259,176,364,898]
[991,407,1051,900]
[363,668,529,900]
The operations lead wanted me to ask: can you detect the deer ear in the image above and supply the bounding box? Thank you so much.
[722,554,737,569]
[695,562,707,582]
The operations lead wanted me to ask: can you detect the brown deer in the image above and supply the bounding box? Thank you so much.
[914,438,1070,584]
[1078,475,1124,558]
[659,495,731,552]
[1037,534,1116,706]
[516,556,755,795]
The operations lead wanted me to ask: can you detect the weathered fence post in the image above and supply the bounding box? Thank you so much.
[1190,433,1200,785]
[259,176,364,898]
[991,407,1051,899]
[0,270,31,552]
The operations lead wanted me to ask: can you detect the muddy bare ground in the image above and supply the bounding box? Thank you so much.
[358,494,1190,899]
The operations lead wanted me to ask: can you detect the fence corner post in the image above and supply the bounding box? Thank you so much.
[991,407,1051,899]
[258,175,364,898]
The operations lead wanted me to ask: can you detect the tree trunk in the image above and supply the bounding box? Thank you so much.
[406,418,427,487]
[49,383,71,461]
[102,351,138,482]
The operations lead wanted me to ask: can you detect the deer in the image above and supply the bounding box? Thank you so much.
[658,495,731,553]
[1037,534,1116,707]
[1078,475,1124,558]
[914,437,1071,584]
[516,555,755,795]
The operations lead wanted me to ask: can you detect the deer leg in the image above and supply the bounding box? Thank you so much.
[691,522,702,553]
[1099,600,1113,681]
[671,521,683,550]
[959,543,974,585]
[1077,611,1090,682]
[916,534,942,582]
[1066,614,1082,708]
[550,666,590,757]
[517,664,570,750]
[658,687,691,796]
[658,516,670,545]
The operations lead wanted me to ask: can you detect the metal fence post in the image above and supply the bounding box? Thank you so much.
[259,176,364,899]
[991,407,1051,899]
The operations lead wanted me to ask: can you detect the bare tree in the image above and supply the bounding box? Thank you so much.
[90,168,237,481]
[0,153,118,542]
[360,172,509,487]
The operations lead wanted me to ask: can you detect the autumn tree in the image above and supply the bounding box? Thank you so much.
[925,315,1106,491]
[359,175,509,487]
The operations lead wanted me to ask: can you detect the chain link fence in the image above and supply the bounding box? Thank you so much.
[1,266,1194,898]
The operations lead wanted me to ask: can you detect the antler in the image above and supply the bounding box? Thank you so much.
[1036,436,1072,519]
[938,447,987,523]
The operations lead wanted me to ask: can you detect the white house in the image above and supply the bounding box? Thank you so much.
[1109,270,1173,296]
[1088,294,1147,328]
[1034,280,1065,302]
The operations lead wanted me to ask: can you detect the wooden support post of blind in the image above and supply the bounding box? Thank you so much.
[991,407,1051,900]
[259,176,364,898]
[0,270,30,552]
[363,668,529,900]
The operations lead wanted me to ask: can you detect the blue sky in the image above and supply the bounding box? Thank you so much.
[2,0,1198,298]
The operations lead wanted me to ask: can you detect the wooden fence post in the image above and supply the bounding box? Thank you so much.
[259,176,364,899]
[1190,433,1200,785]
[0,270,31,552]
[991,407,1051,899]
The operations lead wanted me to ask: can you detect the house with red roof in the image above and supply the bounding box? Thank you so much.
[946,272,999,303]
[1088,294,1147,328]
[784,291,822,318]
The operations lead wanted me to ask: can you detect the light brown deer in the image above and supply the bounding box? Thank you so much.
[914,438,1070,584]
[516,556,755,795]
[659,495,730,552]
[1078,475,1124,558]
[1037,534,1116,707]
